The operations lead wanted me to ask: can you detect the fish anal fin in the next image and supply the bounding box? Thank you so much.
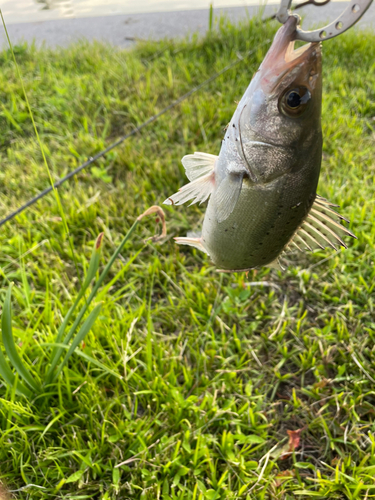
[174,237,208,255]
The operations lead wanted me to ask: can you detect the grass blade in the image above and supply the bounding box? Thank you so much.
[46,220,139,384]
[0,347,16,388]
[81,233,104,290]
[209,3,214,32]
[0,8,82,295]
[53,303,102,380]
[73,349,122,380]
[41,344,122,381]
[46,233,104,383]
[1,285,41,393]
[0,347,31,398]
[47,208,162,384]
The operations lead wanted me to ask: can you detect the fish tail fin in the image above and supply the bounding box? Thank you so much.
[290,194,356,251]
[174,237,209,255]
[163,152,217,207]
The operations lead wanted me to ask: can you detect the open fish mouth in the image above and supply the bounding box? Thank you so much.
[260,16,321,88]
[284,41,313,63]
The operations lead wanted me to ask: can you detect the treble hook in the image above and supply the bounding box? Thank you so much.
[276,0,373,41]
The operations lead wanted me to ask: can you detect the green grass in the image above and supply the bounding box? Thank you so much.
[0,13,374,499]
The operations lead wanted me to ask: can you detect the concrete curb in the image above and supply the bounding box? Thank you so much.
[1,3,375,49]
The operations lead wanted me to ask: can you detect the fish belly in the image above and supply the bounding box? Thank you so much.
[201,176,312,270]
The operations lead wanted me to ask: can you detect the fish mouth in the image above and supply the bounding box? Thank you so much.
[284,40,313,63]
[260,16,321,89]
[258,16,321,96]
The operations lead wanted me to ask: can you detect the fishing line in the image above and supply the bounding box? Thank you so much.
[0,42,271,228]
[0,0,334,228]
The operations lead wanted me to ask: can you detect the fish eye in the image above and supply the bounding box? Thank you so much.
[279,87,311,117]
[286,91,302,108]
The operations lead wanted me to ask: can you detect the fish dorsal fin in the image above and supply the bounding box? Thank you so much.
[290,194,356,251]
[163,152,217,207]
[174,236,209,255]
[213,173,243,223]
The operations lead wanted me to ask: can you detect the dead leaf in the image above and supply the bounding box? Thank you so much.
[137,205,167,243]
[275,469,295,487]
[0,482,9,500]
[313,378,330,389]
[280,428,302,460]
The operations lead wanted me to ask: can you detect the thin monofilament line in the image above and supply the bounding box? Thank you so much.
[0,8,83,283]
[0,41,271,228]
[0,0,336,229]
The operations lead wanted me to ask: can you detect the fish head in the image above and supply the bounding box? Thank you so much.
[237,15,322,182]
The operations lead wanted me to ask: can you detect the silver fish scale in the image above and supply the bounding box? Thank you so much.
[201,172,315,270]
[164,17,352,271]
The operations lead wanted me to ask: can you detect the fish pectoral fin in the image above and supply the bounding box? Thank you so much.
[290,194,356,252]
[181,152,218,181]
[213,173,243,223]
[163,171,215,207]
[174,236,209,255]
[163,152,217,207]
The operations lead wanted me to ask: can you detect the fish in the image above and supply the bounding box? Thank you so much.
[163,16,356,272]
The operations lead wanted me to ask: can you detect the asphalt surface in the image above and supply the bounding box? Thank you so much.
[1,2,375,49]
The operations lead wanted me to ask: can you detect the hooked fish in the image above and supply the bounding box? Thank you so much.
[164,16,355,271]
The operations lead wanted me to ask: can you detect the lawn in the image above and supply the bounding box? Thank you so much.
[0,11,374,499]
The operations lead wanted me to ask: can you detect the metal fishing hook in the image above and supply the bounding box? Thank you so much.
[276,0,373,41]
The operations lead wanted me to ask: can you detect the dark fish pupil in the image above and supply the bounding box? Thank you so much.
[287,91,301,108]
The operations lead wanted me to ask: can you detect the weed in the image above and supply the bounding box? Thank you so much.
[0,14,374,499]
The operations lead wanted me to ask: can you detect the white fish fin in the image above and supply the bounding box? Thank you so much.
[213,174,243,223]
[266,258,284,271]
[313,195,354,229]
[187,231,202,238]
[181,152,218,181]
[294,234,313,251]
[302,220,338,250]
[309,210,355,238]
[313,197,350,223]
[290,194,356,252]
[314,194,340,208]
[163,171,215,207]
[174,237,208,255]
[303,214,348,248]
[299,227,325,250]
[290,240,303,251]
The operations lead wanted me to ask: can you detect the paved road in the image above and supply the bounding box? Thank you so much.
[1,2,375,49]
